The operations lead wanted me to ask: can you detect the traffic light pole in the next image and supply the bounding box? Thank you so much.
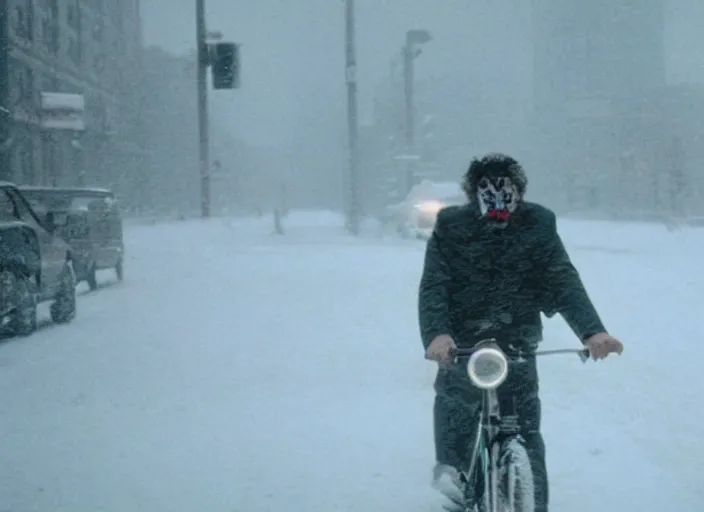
[196,0,210,218]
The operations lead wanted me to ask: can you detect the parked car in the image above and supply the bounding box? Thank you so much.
[19,186,124,290]
[0,182,76,336]
[381,180,466,239]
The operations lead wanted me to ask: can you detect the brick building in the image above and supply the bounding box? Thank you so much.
[0,0,144,196]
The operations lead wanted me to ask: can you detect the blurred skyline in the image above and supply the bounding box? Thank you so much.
[141,0,704,141]
[139,0,704,211]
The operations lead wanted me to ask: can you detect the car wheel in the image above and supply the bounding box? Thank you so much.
[0,269,37,337]
[50,262,76,324]
[85,261,98,290]
[115,257,123,281]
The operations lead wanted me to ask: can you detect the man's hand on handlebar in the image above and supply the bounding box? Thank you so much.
[584,332,623,360]
[425,334,456,363]
[425,332,624,363]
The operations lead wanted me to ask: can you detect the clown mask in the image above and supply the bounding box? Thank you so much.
[476,176,520,223]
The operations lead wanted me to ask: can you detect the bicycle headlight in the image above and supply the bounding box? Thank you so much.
[466,347,509,390]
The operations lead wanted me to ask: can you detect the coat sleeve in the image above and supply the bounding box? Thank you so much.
[418,213,453,350]
[540,211,606,342]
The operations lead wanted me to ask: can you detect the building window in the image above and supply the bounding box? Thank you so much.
[68,36,81,64]
[14,6,27,38]
[48,0,58,20]
[67,1,81,31]
[13,0,36,41]
[42,17,59,54]
[22,68,34,103]
[13,65,26,105]
[67,5,77,29]
[41,17,49,46]
[26,0,34,40]
[9,60,30,106]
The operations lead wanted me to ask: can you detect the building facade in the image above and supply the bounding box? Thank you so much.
[530,0,668,212]
[0,0,144,195]
[533,0,665,115]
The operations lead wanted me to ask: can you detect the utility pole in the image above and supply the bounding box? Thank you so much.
[344,0,360,235]
[196,0,210,218]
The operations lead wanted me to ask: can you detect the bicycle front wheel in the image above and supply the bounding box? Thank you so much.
[497,437,535,512]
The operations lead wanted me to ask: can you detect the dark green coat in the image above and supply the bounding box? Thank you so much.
[418,201,605,353]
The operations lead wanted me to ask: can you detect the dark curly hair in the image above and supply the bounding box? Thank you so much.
[461,153,528,201]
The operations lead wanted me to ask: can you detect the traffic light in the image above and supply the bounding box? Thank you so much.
[211,42,240,90]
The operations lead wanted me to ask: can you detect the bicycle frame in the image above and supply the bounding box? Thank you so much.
[452,340,588,511]
[462,368,520,510]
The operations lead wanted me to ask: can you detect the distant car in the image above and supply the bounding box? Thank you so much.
[19,186,124,290]
[0,182,76,336]
[383,180,466,239]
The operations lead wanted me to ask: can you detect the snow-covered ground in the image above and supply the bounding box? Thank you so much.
[0,211,701,511]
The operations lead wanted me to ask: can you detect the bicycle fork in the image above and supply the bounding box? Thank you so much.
[462,419,498,511]
[489,441,500,509]
[463,393,518,511]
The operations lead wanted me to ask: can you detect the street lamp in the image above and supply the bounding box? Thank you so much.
[402,29,431,194]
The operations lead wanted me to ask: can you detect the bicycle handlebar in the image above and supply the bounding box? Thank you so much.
[450,346,590,363]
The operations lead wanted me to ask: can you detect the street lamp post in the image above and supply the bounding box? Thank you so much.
[402,29,431,195]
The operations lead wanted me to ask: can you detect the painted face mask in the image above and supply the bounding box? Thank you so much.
[476,176,519,222]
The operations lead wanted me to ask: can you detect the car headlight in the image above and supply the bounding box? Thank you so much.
[466,347,509,390]
[414,200,445,214]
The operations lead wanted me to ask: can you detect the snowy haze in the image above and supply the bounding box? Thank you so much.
[2,3,704,509]
[139,0,704,215]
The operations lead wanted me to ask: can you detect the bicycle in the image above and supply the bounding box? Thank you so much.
[447,339,589,512]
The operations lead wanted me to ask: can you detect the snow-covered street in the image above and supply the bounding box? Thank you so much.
[1,213,702,511]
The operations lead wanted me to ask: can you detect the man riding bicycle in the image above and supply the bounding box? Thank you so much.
[418,153,623,511]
